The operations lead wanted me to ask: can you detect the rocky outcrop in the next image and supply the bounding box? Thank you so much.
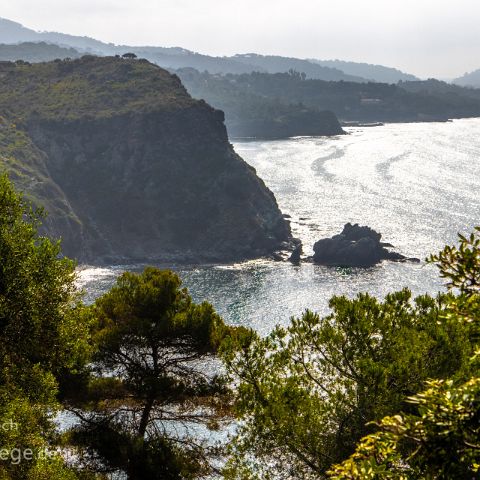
[0,57,291,263]
[313,223,417,267]
[289,243,302,265]
[225,109,344,139]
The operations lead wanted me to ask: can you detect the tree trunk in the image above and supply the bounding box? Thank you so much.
[138,397,155,438]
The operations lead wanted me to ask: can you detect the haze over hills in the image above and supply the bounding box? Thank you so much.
[0,16,419,84]
[454,69,480,88]
[399,78,480,100]
[309,59,419,83]
[229,54,365,82]
[0,17,117,53]
[2,15,480,135]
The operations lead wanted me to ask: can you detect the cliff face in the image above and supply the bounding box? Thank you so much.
[0,57,291,263]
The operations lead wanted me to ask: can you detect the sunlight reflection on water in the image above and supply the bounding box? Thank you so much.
[78,119,480,334]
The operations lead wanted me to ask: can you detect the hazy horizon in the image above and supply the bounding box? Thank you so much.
[2,0,480,79]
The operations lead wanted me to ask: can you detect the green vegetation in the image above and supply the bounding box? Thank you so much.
[0,173,92,479]
[221,228,480,479]
[178,69,480,123]
[221,293,473,478]
[0,56,291,263]
[68,267,245,479]
[329,230,480,479]
[0,116,83,238]
[0,171,479,479]
[0,56,197,219]
[177,68,344,138]
[0,56,194,122]
[0,174,246,479]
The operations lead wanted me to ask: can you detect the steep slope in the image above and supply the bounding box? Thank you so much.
[0,57,291,263]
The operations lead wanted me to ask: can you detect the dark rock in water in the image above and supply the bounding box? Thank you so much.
[271,252,285,262]
[0,56,292,264]
[289,243,303,265]
[313,223,412,267]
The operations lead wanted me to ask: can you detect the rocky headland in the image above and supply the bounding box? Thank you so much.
[0,56,291,263]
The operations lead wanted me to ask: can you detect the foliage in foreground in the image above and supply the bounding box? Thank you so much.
[0,173,247,479]
[0,173,94,479]
[329,229,480,479]
[221,228,480,480]
[67,267,248,480]
[2,169,480,480]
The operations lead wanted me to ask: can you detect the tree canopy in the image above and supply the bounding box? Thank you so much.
[221,229,478,479]
[1,170,479,480]
[0,173,93,479]
[329,229,480,479]
[68,267,247,480]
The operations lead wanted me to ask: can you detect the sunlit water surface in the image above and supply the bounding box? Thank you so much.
[78,119,480,335]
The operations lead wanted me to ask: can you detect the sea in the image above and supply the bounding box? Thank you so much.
[77,118,480,335]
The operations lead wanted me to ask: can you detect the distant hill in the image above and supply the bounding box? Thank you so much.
[126,48,264,75]
[0,17,369,81]
[0,18,41,43]
[180,70,480,124]
[231,54,367,81]
[0,18,116,53]
[399,78,480,101]
[0,42,81,62]
[309,59,418,83]
[0,17,428,84]
[453,69,480,88]
[177,68,345,138]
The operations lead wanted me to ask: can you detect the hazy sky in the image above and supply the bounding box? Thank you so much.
[2,0,480,79]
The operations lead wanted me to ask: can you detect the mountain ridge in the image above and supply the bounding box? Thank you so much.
[308,58,418,83]
[0,17,420,83]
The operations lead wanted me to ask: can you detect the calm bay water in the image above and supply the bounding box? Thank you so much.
[78,119,480,335]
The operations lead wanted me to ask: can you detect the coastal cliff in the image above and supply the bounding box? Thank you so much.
[0,56,291,263]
